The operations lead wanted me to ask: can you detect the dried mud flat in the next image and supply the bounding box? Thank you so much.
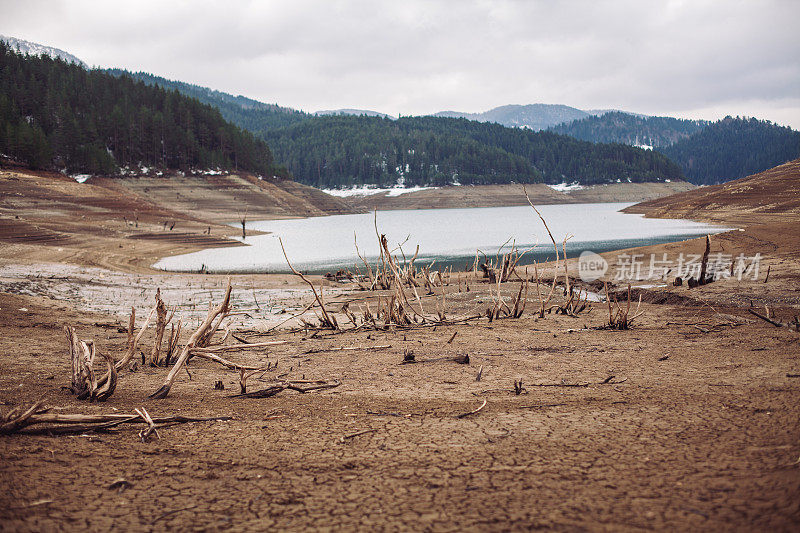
[1,166,799,531]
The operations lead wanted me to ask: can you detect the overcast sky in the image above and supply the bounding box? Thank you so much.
[2,0,799,127]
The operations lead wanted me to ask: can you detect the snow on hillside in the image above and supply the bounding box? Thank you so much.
[0,35,87,67]
[546,182,585,192]
[322,185,437,197]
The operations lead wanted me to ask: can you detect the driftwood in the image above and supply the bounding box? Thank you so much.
[0,403,231,436]
[456,399,487,419]
[164,320,182,365]
[150,282,232,399]
[192,352,266,371]
[748,307,800,331]
[603,283,643,330]
[232,379,341,399]
[400,354,469,365]
[528,381,590,387]
[480,238,528,284]
[340,428,378,442]
[112,305,156,373]
[149,289,174,366]
[65,327,117,402]
[300,344,391,355]
[190,340,288,354]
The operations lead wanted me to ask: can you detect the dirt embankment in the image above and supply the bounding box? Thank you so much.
[0,163,799,530]
[0,169,354,272]
[624,158,800,225]
[566,158,800,312]
[345,180,696,211]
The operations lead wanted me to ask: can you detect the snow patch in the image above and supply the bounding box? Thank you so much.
[546,182,584,192]
[386,186,437,197]
[71,174,91,183]
[322,185,437,198]
[1,35,87,67]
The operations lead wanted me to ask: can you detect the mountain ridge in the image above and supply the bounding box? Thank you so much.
[0,35,87,67]
[432,103,591,131]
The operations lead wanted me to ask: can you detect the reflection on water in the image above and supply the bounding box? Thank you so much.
[154,203,729,274]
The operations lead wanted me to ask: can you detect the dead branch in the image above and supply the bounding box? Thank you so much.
[0,404,231,435]
[354,231,376,290]
[279,237,339,330]
[528,381,590,387]
[65,326,89,397]
[134,407,159,441]
[165,320,182,366]
[190,340,288,353]
[65,328,117,402]
[150,281,232,399]
[192,352,266,371]
[300,344,391,355]
[456,398,487,419]
[602,283,642,330]
[340,428,378,442]
[400,354,469,365]
[748,308,786,327]
[150,289,171,366]
[93,350,117,401]
[232,379,341,399]
[113,305,156,373]
[239,368,262,393]
[0,400,45,435]
[523,190,562,318]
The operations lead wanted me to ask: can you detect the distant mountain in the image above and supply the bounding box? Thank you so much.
[0,35,86,67]
[315,109,395,119]
[432,104,590,131]
[657,117,800,185]
[550,111,708,148]
[106,70,310,133]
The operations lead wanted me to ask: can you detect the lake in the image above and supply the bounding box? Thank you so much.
[153,203,728,274]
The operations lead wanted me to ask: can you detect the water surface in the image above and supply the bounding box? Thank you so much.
[154,203,728,274]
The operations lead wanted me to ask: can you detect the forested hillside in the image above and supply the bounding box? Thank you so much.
[549,111,707,148]
[0,43,282,175]
[657,117,800,184]
[107,69,310,133]
[265,115,685,188]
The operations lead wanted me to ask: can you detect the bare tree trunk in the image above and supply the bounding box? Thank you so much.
[150,282,232,399]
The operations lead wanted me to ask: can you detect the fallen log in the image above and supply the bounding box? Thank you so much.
[399,354,469,365]
[0,404,231,436]
[232,379,341,399]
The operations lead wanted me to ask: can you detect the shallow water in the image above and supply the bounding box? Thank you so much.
[154,203,729,274]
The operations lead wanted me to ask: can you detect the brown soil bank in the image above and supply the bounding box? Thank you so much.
[0,169,353,272]
[1,163,799,530]
[625,158,800,225]
[615,158,800,297]
[346,180,696,211]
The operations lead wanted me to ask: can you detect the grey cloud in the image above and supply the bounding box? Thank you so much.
[0,0,797,126]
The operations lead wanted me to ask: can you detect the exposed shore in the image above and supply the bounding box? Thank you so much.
[1,163,798,530]
[343,180,696,211]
